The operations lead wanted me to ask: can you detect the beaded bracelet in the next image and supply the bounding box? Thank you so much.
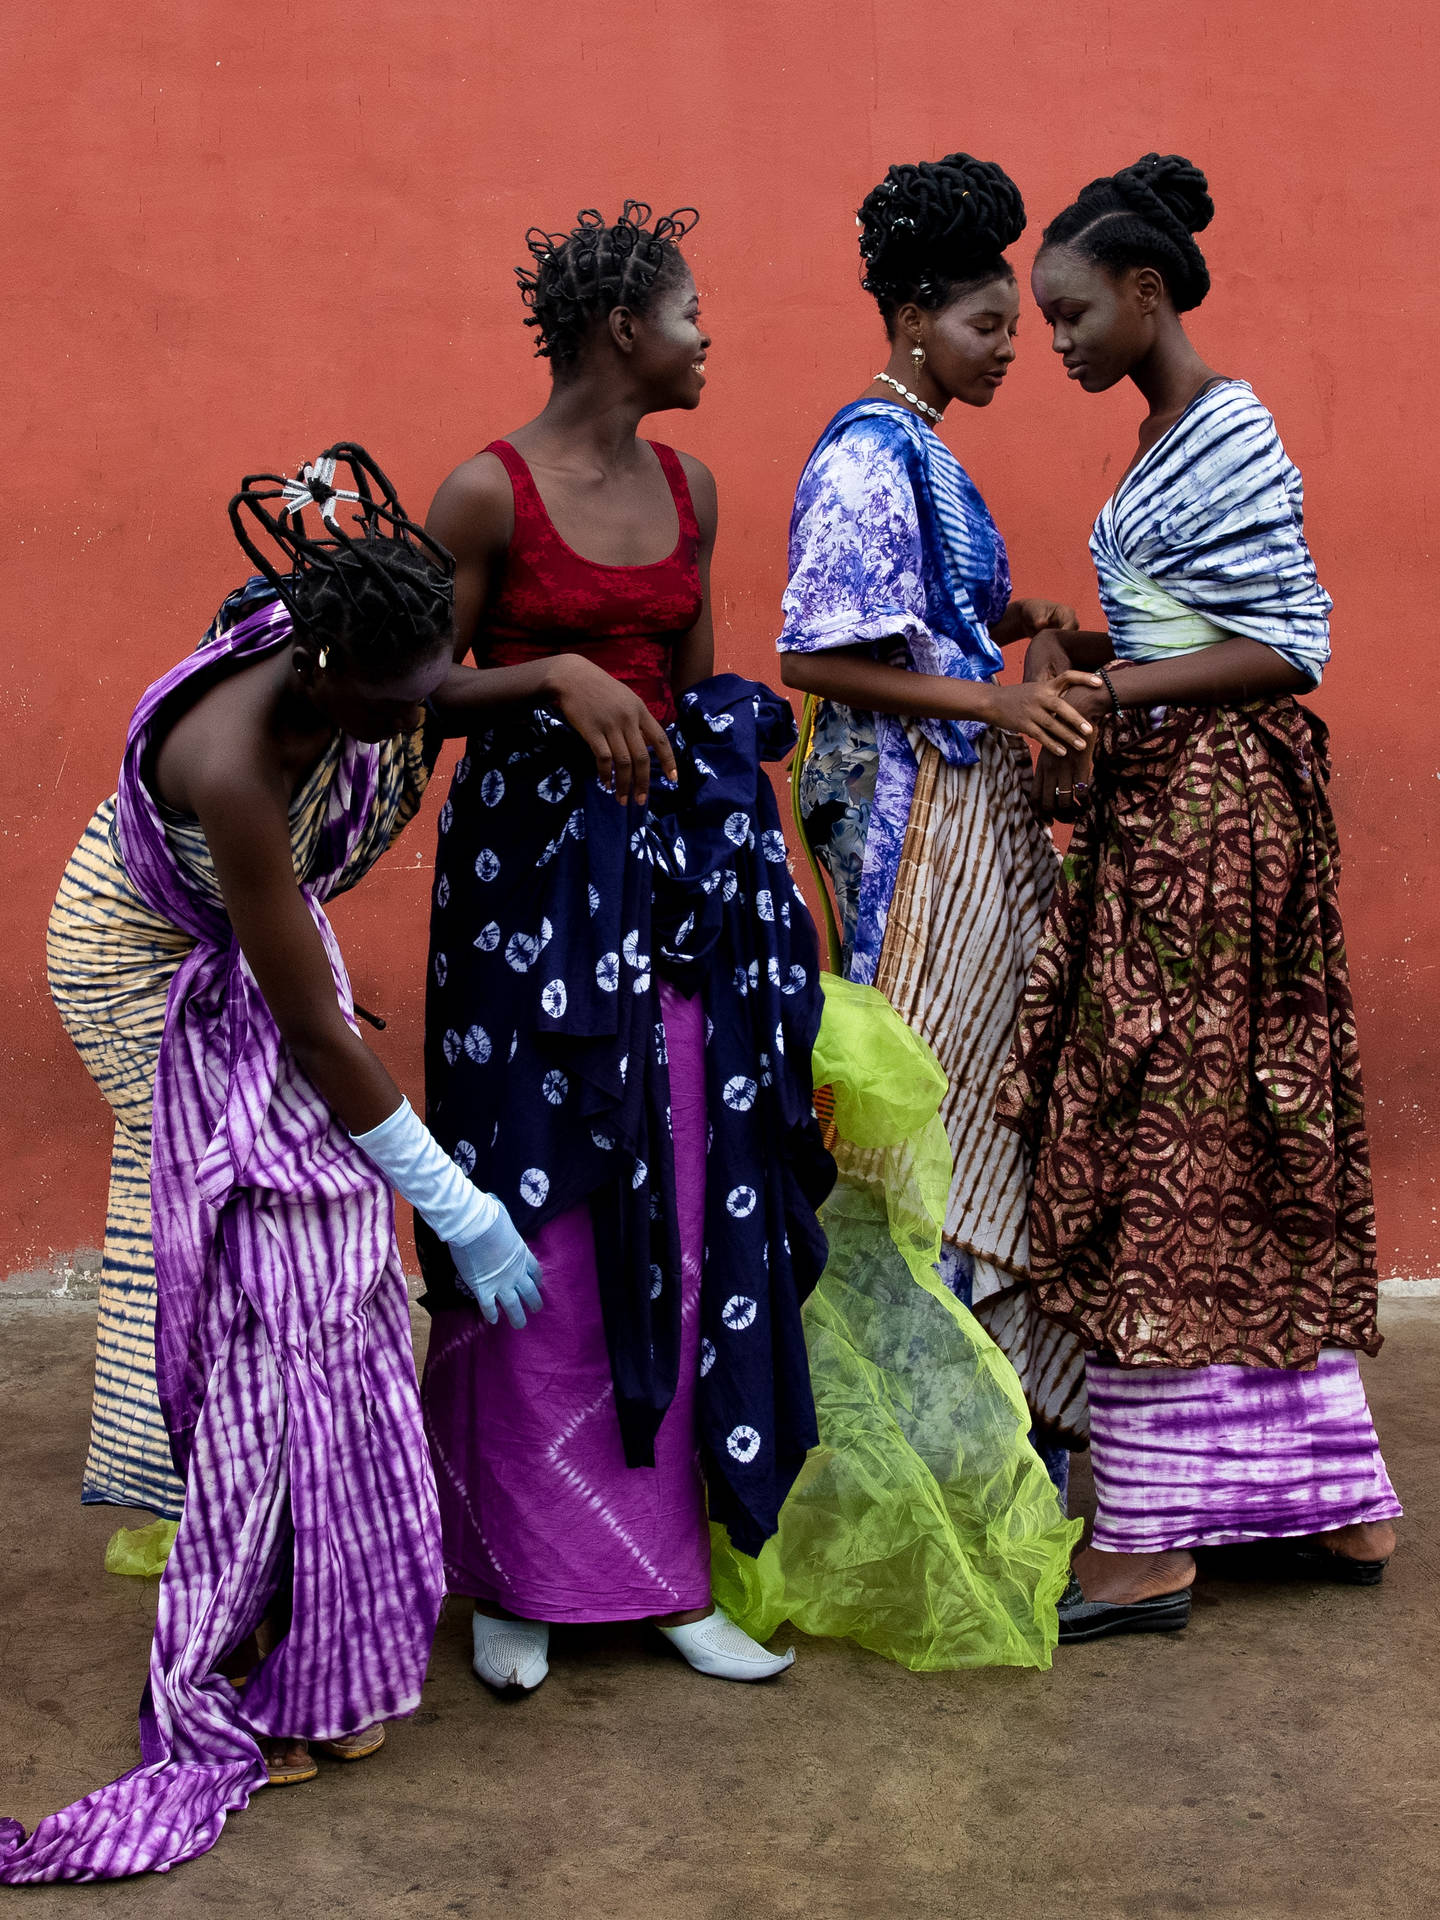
[1096,664,1122,717]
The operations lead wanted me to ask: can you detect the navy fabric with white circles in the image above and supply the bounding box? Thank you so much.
[419,674,834,1555]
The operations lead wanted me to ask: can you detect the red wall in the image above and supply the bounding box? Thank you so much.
[4,3,1436,1277]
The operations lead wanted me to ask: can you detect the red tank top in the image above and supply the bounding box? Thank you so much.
[479,438,702,725]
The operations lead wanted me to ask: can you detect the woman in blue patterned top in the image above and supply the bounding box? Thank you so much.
[998,154,1399,1643]
[780,154,1100,1452]
[734,155,1099,1672]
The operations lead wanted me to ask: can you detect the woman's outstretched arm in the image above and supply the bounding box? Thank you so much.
[1030,635,1310,820]
[428,656,678,805]
[1025,630,1308,703]
[189,747,542,1324]
[1023,628,1124,676]
[781,644,1099,758]
[988,597,1080,647]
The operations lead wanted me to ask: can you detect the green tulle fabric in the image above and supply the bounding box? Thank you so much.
[711,974,1080,1670]
[103,1518,178,1578]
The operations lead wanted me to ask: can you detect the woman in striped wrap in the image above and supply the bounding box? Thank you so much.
[997,154,1399,1643]
[750,154,1097,1670]
[3,447,672,1880]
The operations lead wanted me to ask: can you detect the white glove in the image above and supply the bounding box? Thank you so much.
[451,1214,544,1330]
[351,1100,544,1328]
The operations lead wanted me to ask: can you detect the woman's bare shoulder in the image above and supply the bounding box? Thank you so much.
[426,448,516,556]
[150,654,282,816]
[673,449,718,538]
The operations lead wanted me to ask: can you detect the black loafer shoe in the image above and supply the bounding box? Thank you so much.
[1290,1545,1389,1587]
[1056,1575,1192,1643]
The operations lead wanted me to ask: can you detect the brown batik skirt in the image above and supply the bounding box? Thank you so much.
[994,697,1379,1372]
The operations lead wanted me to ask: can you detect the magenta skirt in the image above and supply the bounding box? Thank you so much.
[421,980,712,1622]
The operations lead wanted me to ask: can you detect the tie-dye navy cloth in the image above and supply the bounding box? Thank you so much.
[420,673,834,1556]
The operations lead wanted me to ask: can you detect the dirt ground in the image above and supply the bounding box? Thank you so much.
[1,1295,1435,1920]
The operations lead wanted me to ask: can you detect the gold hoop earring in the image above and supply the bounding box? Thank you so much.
[911,344,926,370]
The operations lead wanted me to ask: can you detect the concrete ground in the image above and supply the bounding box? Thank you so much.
[1,1294,1435,1920]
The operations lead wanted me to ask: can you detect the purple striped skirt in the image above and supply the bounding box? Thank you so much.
[1087,1351,1401,1553]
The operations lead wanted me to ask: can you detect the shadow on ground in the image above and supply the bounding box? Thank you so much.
[0,1298,1434,1920]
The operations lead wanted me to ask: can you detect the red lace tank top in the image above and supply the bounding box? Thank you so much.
[479,439,702,725]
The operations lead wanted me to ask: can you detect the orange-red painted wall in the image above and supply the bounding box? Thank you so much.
[4,4,1436,1276]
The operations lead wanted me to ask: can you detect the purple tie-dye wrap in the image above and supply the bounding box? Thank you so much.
[1,596,444,1882]
[1087,1351,1400,1552]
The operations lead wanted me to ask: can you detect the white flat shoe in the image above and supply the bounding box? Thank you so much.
[657,1607,795,1681]
[472,1608,550,1692]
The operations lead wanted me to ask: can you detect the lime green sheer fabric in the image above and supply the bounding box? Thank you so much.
[711,975,1080,1669]
[103,1519,178,1578]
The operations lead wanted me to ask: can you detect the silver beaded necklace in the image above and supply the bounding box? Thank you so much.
[872,371,944,425]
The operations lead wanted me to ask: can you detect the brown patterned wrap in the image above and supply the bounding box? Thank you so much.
[994,697,1379,1371]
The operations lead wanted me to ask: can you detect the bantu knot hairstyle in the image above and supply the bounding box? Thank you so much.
[858,153,1026,327]
[516,201,698,372]
[229,443,455,680]
[1040,153,1214,311]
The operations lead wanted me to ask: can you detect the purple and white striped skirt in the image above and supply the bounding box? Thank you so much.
[1087,1351,1401,1553]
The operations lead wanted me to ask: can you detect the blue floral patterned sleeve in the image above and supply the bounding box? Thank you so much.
[779,425,939,655]
[779,423,938,965]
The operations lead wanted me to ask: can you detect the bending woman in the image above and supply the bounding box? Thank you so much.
[3,451,572,1881]
[420,204,833,1692]
[728,153,1095,1670]
[998,154,1399,1643]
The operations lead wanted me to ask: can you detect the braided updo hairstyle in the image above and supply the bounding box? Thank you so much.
[229,443,455,682]
[517,202,698,374]
[858,153,1026,330]
[1039,154,1214,311]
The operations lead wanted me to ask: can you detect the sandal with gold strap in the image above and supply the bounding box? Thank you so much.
[313,1724,386,1762]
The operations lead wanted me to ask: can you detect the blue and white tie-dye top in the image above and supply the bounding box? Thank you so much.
[1092,379,1332,688]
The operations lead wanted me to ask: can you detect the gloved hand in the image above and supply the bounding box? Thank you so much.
[450,1208,544,1329]
[350,1098,544,1331]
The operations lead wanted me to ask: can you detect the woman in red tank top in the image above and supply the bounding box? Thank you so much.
[427,204,717,796]
[419,204,806,1694]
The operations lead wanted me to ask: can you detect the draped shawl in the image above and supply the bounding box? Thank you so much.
[1092,379,1332,687]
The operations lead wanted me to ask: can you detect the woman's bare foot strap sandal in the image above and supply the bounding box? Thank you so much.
[313,1724,386,1762]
